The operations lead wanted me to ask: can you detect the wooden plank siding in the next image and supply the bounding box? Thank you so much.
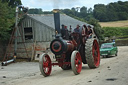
[18,16,55,43]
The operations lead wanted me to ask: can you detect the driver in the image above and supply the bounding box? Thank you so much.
[74,25,80,33]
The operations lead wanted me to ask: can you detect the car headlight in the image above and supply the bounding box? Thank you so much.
[108,51,110,53]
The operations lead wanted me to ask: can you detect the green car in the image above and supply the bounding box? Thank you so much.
[100,42,118,58]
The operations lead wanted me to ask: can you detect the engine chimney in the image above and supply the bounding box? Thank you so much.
[53,9,61,35]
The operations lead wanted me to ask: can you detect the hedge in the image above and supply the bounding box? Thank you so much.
[102,27,128,37]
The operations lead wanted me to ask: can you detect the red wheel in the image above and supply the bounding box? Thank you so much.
[85,38,100,68]
[39,53,52,77]
[71,51,82,75]
[92,40,100,67]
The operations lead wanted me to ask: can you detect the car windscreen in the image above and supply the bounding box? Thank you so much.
[101,44,113,49]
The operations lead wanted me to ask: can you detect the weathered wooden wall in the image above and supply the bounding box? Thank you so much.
[15,16,55,59]
[16,42,51,59]
[18,16,55,43]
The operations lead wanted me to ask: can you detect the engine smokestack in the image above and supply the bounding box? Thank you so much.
[53,9,61,35]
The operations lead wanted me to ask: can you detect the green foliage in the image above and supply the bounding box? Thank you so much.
[0,1,15,41]
[2,0,22,7]
[79,6,87,18]
[28,8,53,14]
[28,8,43,14]
[102,27,128,37]
[61,6,94,21]
[93,1,128,22]
[87,19,104,41]
[93,4,108,22]
[61,9,75,16]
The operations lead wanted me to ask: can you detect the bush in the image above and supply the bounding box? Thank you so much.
[0,1,15,42]
[102,27,128,37]
[88,19,104,40]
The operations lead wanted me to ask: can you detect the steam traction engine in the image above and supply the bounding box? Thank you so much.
[39,9,100,77]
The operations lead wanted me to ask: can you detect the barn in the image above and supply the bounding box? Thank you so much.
[16,14,86,60]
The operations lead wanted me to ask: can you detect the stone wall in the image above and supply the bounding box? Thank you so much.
[101,39,128,46]
[115,40,128,46]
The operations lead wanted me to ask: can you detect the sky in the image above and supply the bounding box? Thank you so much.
[21,0,128,11]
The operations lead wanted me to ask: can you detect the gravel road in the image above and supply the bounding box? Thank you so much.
[0,46,128,85]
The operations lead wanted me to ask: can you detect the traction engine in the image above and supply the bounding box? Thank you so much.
[39,9,100,77]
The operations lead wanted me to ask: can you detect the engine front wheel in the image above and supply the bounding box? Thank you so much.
[71,51,82,75]
[85,38,100,68]
[39,53,52,77]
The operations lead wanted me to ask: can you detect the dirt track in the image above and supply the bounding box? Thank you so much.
[0,46,128,85]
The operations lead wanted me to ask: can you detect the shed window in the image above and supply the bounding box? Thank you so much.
[24,27,33,40]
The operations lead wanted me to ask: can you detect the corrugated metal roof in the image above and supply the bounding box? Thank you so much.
[28,14,87,30]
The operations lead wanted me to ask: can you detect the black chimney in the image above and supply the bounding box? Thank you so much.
[53,9,61,34]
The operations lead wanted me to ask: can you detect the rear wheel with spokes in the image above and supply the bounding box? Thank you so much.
[85,38,100,68]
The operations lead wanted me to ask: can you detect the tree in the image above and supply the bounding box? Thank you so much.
[93,1,128,22]
[2,0,22,7]
[71,7,77,16]
[79,6,87,18]
[61,9,74,16]
[93,4,108,22]
[0,1,15,41]
[106,4,118,21]
[118,12,128,20]
[28,8,43,14]
[87,19,104,42]
[87,8,93,14]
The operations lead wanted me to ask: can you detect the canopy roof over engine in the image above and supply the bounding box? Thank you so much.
[28,14,88,30]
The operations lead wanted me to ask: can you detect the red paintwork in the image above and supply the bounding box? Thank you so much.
[53,54,71,67]
[52,41,62,52]
[66,41,75,52]
[92,40,100,67]
[75,52,82,73]
[43,55,52,76]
